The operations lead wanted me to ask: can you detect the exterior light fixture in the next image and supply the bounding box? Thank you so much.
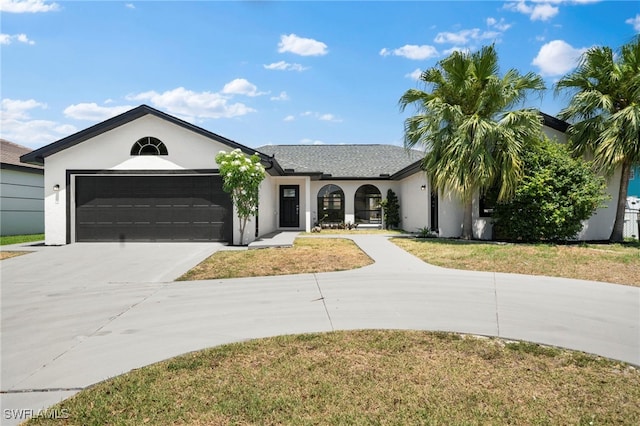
[53,184,60,192]
[420,185,426,191]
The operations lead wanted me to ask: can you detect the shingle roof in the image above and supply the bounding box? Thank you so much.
[257,144,423,178]
[1,139,43,170]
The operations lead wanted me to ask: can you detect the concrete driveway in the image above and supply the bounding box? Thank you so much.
[1,236,639,425]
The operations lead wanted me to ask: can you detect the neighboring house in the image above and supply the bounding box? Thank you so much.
[1,139,45,236]
[20,105,618,245]
[627,165,640,198]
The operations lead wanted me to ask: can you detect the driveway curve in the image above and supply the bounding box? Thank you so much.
[1,235,638,425]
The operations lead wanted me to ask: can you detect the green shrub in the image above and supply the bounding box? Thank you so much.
[381,189,400,229]
[492,138,607,242]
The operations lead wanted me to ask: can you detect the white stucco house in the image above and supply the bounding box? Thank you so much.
[20,105,618,245]
[1,139,44,236]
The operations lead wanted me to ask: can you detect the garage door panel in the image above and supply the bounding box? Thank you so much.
[76,175,232,242]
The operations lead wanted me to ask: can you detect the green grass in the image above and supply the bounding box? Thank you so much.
[27,330,640,425]
[393,238,640,287]
[0,233,44,245]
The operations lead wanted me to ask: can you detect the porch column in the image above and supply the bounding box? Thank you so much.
[305,177,311,232]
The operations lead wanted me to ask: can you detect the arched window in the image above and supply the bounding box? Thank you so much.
[130,137,168,156]
[317,184,344,224]
[355,185,382,224]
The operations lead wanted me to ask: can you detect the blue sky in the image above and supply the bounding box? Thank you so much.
[1,0,638,150]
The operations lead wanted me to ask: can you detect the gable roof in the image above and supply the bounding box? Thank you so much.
[257,144,424,179]
[1,139,43,173]
[541,112,569,133]
[19,105,280,172]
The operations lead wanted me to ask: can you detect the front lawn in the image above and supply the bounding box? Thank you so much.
[178,238,372,280]
[0,233,44,245]
[27,330,640,425]
[393,238,640,287]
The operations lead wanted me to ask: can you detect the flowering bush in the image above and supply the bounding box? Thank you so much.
[216,149,266,245]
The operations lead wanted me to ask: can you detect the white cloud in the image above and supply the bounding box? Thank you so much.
[434,29,501,45]
[263,61,309,71]
[298,111,341,122]
[318,113,342,122]
[0,98,75,148]
[0,0,59,13]
[405,68,422,81]
[221,78,267,97]
[270,91,289,101]
[626,14,640,32]
[300,138,325,145]
[0,33,35,45]
[442,46,470,56]
[486,17,512,31]
[125,3,135,9]
[531,3,559,20]
[532,39,587,76]
[278,34,328,56]
[504,1,559,21]
[283,115,295,122]
[63,103,133,121]
[126,86,256,120]
[1,98,46,120]
[379,45,439,60]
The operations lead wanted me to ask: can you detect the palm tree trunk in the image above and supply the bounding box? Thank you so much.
[610,161,631,243]
[462,199,473,239]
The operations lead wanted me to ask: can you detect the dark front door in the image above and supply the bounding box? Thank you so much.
[75,175,232,242]
[430,191,439,231]
[279,185,299,227]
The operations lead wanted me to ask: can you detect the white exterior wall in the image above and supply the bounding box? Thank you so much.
[578,168,620,240]
[0,168,44,236]
[398,173,429,233]
[267,176,311,232]
[43,115,246,245]
[437,189,465,238]
[472,192,493,240]
[258,174,278,236]
[543,126,567,143]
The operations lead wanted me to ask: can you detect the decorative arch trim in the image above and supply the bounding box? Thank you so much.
[131,137,168,156]
[354,184,382,224]
[317,184,344,224]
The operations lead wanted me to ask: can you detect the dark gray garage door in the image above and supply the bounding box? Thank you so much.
[76,175,232,242]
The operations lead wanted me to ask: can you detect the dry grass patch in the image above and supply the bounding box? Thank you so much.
[393,238,640,287]
[0,251,30,260]
[178,238,372,280]
[28,330,640,425]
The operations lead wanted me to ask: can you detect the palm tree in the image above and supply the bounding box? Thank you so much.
[555,36,640,242]
[400,45,545,239]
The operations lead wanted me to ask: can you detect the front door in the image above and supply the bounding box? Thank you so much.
[279,185,299,227]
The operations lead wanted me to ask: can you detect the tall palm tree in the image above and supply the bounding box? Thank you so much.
[400,45,545,239]
[555,36,640,242]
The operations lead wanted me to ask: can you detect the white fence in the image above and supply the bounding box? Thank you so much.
[624,210,639,239]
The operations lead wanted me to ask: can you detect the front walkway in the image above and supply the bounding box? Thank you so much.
[1,235,638,425]
[248,231,299,249]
